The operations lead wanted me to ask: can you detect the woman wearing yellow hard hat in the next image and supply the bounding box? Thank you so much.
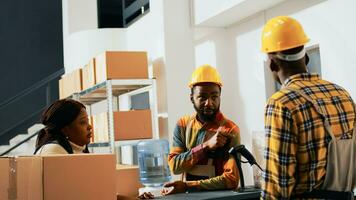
[261,16,355,199]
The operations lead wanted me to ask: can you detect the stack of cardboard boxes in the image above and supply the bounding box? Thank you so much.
[82,58,96,91]
[59,51,154,143]
[59,51,148,98]
[0,154,144,199]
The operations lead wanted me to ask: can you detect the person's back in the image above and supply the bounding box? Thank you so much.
[265,72,355,195]
[261,16,356,199]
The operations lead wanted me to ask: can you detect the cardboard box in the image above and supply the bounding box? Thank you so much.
[89,116,94,143]
[114,110,152,140]
[91,109,152,142]
[59,68,83,99]
[92,112,109,143]
[95,51,148,83]
[0,154,116,200]
[43,154,116,200]
[116,165,143,198]
[82,58,96,90]
[120,145,138,165]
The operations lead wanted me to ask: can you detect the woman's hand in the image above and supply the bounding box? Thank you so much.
[136,181,187,198]
[161,181,186,195]
[136,192,154,199]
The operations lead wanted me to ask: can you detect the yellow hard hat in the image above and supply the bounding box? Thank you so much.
[261,16,310,53]
[188,65,223,88]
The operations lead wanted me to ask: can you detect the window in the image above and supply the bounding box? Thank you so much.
[306,45,321,75]
[130,91,150,110]
[274,45,322,91]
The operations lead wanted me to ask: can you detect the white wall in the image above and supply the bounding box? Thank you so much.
[194,0,245,25]
[62,0,98,72]
[193,0,286,27]
[123,0,171,140]
[64,29,127,73]
[66,0,97,35]
[126,1,165,61]
[162,0,196,142]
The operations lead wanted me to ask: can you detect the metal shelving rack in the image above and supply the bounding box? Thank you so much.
[73,79,159,153]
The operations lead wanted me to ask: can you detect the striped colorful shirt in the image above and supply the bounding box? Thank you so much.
[168,111,240,190]
[262,73,355,199]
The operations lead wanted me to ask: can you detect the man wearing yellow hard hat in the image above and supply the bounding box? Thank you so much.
[261,16,355,199]
[161,64,241,195]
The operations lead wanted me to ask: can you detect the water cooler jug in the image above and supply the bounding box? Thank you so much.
[137,139,171,196]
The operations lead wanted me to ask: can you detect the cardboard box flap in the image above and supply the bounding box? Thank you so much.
[0,156,43,200]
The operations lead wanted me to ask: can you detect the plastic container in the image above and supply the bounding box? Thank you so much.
[137,139,171,187]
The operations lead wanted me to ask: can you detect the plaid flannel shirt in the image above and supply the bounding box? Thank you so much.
[262,73,355,199]
[168,111,240,190]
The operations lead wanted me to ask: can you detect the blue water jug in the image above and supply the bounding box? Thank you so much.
[137,139,171,187]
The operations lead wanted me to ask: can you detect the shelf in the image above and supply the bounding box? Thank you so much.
[88,142,110,147]
[88,138,153,148]
[76,79,155,105]
[157,112,168,118]
[114,139,152,147]
[116,164,139,170]
[72,77,159,154]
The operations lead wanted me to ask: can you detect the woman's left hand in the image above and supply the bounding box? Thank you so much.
[136,192,154,199]
[161,181,186,195]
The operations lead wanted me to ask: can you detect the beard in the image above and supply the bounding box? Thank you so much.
[193,104,219,122]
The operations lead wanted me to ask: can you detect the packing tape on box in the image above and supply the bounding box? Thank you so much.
[8,157,17,200]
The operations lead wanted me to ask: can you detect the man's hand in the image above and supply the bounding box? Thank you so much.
[203,127,230,151]
[161,181,186,195]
